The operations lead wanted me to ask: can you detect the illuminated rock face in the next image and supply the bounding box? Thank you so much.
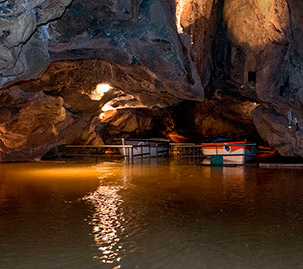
[178,0,303,156]
[224,0,303,156]
[0,84,103,162]
[1,0,303,161]
[0,0,203,161]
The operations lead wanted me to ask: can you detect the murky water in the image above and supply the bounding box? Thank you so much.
[1,160,303,268]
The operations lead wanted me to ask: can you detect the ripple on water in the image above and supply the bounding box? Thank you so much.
[83,184,125,267]
[2,163,303,268]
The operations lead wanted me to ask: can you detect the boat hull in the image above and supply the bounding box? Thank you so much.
[201,141,256,164]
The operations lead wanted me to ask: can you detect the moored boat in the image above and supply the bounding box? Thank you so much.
[201,141,256,164]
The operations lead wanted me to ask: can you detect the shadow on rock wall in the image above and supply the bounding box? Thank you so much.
[180,0,303,156]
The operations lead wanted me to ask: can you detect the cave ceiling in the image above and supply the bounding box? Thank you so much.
[0,0,204,106]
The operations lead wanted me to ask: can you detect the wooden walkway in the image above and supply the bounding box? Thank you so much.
[259,163,303,168]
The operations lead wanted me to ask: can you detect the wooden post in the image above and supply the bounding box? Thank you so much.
[255,144,258,166]
[244,144,246,164]
[149,144,151,159]
[131,146,134,163]
[127,147,130,163]
[141,145,143,160]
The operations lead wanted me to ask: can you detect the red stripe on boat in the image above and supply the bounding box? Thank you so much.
[201,141,253,152]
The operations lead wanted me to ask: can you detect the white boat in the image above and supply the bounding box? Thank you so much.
[201,141,256,164]
[120,138,171,158]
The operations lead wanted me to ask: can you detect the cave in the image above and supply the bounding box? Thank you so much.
[1,0,303,162]
[4,2,303,267]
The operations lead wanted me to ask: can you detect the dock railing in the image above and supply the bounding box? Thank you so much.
[65,142,257,165]
[169,142,257,165]
[65,144,151,163]
[169,143,204,164]
[155,143,170,158]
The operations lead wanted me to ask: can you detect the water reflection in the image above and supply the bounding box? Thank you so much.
[222,166,246,193]
[4,162,303,268]
[83,173,125,267]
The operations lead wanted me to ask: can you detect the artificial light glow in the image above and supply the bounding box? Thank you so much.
[102,102,148,112]
[99,112,105,120]
[98,98,149,121]
[90,83,113,101]
[99,104,115,120]
[102,104,115,112]
[167,132,190,143]
[176,0,185,33]
[21,167,101,179]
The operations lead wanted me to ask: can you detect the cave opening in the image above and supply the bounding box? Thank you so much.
[248,71,256,83]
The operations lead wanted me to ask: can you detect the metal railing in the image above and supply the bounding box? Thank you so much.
[155,143,170,158]
[65,142,257,165]
[169,143,257,165]
[65,144,151,163]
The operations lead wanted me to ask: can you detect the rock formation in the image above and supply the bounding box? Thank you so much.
[0,0,204,161]
[0,0,72,86]
[1,0,203,104]
[1,0,303,161]
[178,0,303,156]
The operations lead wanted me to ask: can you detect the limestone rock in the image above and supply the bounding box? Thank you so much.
[99,108,160,141]
[177,0,219,86]
[47,0,204,105]
[178,0,303,156]
[252,105,301,156]
[0,0,72,86]
[0,86,94,162]
[2,0,303,161]
[186,95,259,141]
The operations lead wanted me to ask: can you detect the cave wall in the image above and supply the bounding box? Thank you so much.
[178,0,303,156]
[0,0,204,161]
[222,0,303,156]
[1,0,303,161]
[0,0,72,85]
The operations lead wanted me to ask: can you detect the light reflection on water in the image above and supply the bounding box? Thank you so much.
[2,161,303,268]
[83,179,124,267]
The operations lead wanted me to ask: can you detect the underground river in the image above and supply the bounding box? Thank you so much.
[1,160,303,268]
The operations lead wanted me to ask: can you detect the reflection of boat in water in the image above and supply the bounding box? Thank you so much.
[120,138,171,158]
[256,146,278,161]
[201,141,256,164]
